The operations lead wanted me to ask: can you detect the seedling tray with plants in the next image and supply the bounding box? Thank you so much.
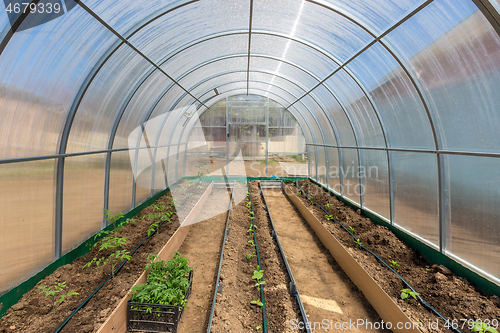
[289,179,500,333]
[127,253,193,333]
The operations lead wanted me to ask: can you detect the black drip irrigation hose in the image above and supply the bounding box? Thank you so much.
[248,182,268,333]
[295,180,463,333]
[259,181,312,333]
[206,183,235,332]
[53,194,192,333]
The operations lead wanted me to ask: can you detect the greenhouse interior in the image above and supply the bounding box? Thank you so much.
[1,0,500,332]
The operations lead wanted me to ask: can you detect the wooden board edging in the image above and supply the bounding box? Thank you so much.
[97,184,214,333]
[284,185,421,333]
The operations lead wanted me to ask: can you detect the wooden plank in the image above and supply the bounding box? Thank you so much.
[284,185,421,333]
[97,184,213,333]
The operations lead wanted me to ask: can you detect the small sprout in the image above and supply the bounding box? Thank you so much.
[325,215,333,221]
[250,300,263,307]
[390,260,400,268]
[326,203,332,210]
[38,282,79,313]
[309,201,314,206]
[472,321,499,333]
[354,239,362,248]
[400,288,419,302]
[256,325,262,330]
[246,253,255,260]
[348,226,355,233]
[297,191,301,195]
[248,240,255,248]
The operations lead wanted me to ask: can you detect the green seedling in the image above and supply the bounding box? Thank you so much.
[390,260,400,268]
[250,300,263,307]
[256,325,262,330]
[325,215,333,221]
[354,239,362,248]
[252,266,265,288]
[246,252,256,260]
[248,240,255,248]
[348,226,355,233]
[309,200,314,206]
[400,288,419,302]
[297,191,301,195]
[38,282,79,313]
[472,322,499,333]
[326,203,332,211]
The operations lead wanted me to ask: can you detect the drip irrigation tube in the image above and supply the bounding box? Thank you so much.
[53,193,192,333]
[295,180,463,333]
[206,184,235,332]
[248,182,268,333]
[259,182,312,333]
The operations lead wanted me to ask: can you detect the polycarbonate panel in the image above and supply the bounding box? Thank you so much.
[62,154,105,254]
[341,148,360,204]
[0,5,117,159]
[268,128,305,154]
[200,99,226,127]
[162,34,248,79]
[360,149,390,219]
[290,101,324,144]
[249,72,308,98]
[148,85,187,123]
[109,151,133,214]
[250,34,339,78]
[0,160,55,294]
[446,155,500,279]
[177,144,187,180]
[391,152,438,246]
[247,82,302,106]
[190,72,247,98]
[327,147,341,192]
[67,44,154,153]
[317,146,327,185]
[176,57,248,89]
[249,56,319,90]
[167,145,179,186]
[324,70,385,147]
[319,0,424,34]
[347,43,435,149]
[300,94,337,146]
[135,150,153,205]
[129,0,249,63]
[310,84,357,146]
[229,125,266,142]
[384,0,500,153]
[269,101,299,128]
[253,0,373,63]
[308,145,316,178]
[113,70,173,149]
[214,81,248,95]
[229,95,267,123]
[82,0,181,35]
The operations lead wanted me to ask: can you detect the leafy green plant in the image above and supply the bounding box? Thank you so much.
[400,288,419,302]
[38,282,79,313]
[390,260,400,268]
[472,322,499,333]
[325,215,333,221]
[256,325,262,330]
[326,203,332,211]
[250,300,263,307]
[248,240,255,248]
[131,253,192,312]
[354,238,362,248]
[309,200,314,206]
[246,252,256,260]
[297,191,301,195]
[252,266,265,288]
[348,226,355,233]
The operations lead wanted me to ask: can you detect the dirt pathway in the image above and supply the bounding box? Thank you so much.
[262,189,389,332]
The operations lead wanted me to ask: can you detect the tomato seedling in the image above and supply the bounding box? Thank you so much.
[400,288,419,302]
[38,282,79,313]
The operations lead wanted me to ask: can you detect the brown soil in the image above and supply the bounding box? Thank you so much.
[0,180,209,333]
[290,179,500,333]
[260,185,389,333]
[177,187,232,333]
[249,182,303,332]
[211,184,264,332]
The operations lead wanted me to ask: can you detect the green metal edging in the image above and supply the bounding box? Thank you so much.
[308,177,500,298]
[0,181,180,319]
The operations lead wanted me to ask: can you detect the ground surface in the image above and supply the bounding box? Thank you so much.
[291,179,500,333]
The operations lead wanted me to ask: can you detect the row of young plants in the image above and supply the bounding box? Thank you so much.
[292,181,498,333]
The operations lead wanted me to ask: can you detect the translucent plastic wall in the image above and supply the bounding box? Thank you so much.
[1,0,500,295]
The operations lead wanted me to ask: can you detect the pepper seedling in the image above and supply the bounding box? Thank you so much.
[400,288,419,302]
[246,252,255,260]
[472,321,499,333]
[348,226,355,233]
[390,260,400,268]
[354,238,362,248]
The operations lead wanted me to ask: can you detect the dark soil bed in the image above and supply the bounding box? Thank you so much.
[0,180,209,333]
[288,179,500,333]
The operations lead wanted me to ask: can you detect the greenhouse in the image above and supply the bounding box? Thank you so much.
[1,0,500,332]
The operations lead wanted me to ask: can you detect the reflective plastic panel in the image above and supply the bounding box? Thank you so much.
[113,70,173,150]
[391,151,439,246]
[300,94,337,146]
[62,154,105,254]
[250,34,339,78]
[308,145,316,178]
[67,44,154,153]
[249,72,308,98]
[384,0,500,153]
[318,0,425,34]
[359,149,390,219]
[446,155,500,279]
[0,5,117,159]
[317,146,327,185]
[0,160,55,294]
[324,70,385,147]
[347,43,435,149]
[129,0,249,63]
[340,148,360,204]
[327,147,341,192]
[190,72,247,98]
[109,151,134,214]
[253,0,373,63]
